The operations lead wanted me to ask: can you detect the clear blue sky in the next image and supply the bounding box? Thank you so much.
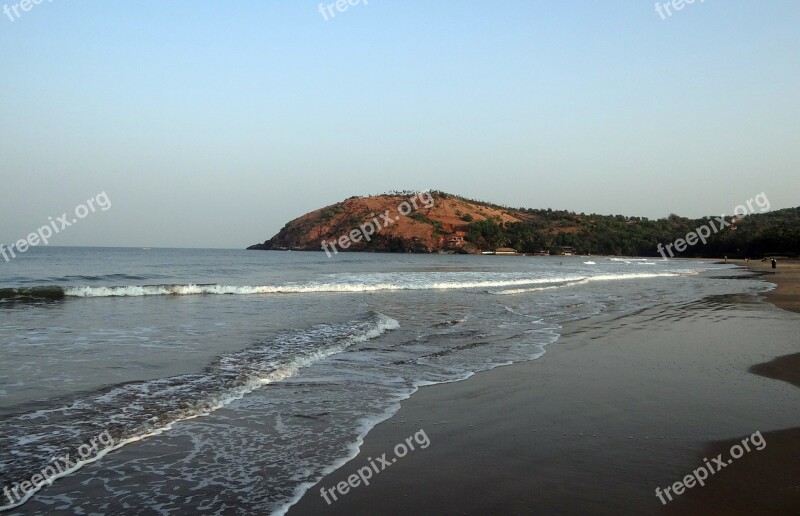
[1,1,798,248]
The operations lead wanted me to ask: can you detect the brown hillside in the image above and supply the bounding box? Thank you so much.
[247,192,534,253]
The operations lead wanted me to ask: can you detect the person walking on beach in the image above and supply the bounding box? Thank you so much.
[772,258,777,269]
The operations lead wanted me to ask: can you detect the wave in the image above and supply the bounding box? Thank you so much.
[432,314,469,328]
[5,273,167,286]
[1,270,701,302]
[0,313,399,512]
[64,279,592,297]
[0,286,66,301]
[494,279,591,295]
[491,272,685,295]
[0,277,582,300]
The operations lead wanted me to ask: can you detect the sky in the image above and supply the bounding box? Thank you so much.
[1,1,798,248]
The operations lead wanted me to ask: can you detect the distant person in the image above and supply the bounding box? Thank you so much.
[724,256,728,263]
[745,257,749,264]
[772,258,777,269]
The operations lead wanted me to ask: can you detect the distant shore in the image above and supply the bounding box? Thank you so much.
[289,261,800,515]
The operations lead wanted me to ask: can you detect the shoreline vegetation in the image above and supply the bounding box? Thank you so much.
[248,191,800,258]
[289,261,800,515]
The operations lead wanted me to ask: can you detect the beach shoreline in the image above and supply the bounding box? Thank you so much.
[746,258,800,314]
[289,262,800,515]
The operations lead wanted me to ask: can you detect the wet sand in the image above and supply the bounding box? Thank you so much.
[746,258,800,314]
[289,267,800,515]
[664,426,800,515]
[750,352,800,389]
[664,259,800,515]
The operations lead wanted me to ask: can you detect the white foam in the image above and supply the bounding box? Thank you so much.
[273,330,562,516]
[63,277,589,298]
[494,279,590,295]
[0,314,400,513]
[60,270,698,300]
[492,272,684,295]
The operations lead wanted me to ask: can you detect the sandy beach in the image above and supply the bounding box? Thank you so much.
[747,258,800,314]
[290,265,800,515]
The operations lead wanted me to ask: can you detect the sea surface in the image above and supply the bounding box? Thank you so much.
[0,247,771,514]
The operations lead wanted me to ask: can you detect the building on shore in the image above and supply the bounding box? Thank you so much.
[494,248,518,255]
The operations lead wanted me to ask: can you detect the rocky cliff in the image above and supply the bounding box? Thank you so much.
[247,191,529,254]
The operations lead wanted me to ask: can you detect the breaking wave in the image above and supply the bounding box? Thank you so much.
[1,272,698,301]
[0,312,399,511]
[491,272,687,295]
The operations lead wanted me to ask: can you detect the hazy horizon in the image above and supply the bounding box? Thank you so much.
[2,1,799,248]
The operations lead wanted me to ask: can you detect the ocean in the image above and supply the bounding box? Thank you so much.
[0,247,771,514]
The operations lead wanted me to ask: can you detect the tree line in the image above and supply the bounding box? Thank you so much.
[465,207,800,257]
